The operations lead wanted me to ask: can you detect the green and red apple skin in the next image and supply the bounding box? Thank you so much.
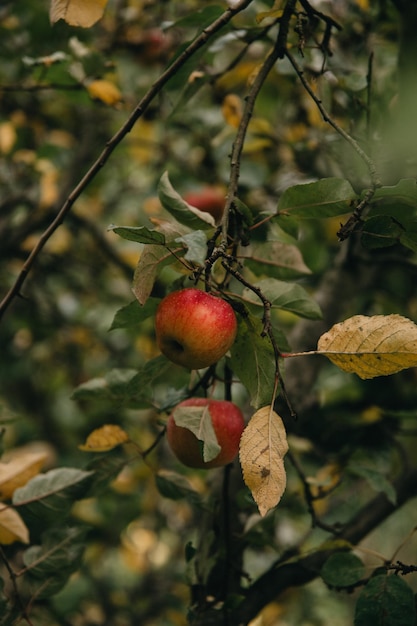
[166,398,245,469]
[154,288,237,370]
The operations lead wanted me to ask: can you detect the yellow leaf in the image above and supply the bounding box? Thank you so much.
[0,504,29,545]
[36,158,60,209]
[242,137,273,153]
[221,94,243,128]
[21,226,73,255]
[215,61,260,92]
[283,122,309,143]
[256,7,284,24]
[317,314,417,379]
[0,121,17,153]
[308,463,341,494]
[240,406,288,517]
[129,118,158,165]
[248,117,274,137]
[50,0,108,27]
[361,405,383,423]
[354,0,369,11]
[79,424,130,452]
[302,88,327,128]
[86,79,122,106]
[0,452,47,500]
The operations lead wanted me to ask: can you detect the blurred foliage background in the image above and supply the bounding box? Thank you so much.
[1,1,417,625]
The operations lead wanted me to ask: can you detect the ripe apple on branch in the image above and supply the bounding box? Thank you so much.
[154,288,237,370]
[166,398,245,469]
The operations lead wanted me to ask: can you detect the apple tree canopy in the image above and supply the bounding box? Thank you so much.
[1,1,417,625]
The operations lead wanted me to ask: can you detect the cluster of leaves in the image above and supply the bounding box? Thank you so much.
[0,449,93,622]
[1,1,417,625]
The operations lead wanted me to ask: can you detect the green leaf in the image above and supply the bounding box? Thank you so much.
[13,468,94,523]
[234,197,254,226]
[399,221,417,253]
[171,5,225,29]
[361,216,403,249]
[132,243,180,306]
[347,465,397,505]
[23,526,87,599]
[109,298,159,331]
[72,368,147,408]
[321,552,365,588]
[355,574,416,626]
[230,314,277,409]
[109,225,166,245]
[73,357,172,410]
[367,202,416,223]
[275,213,300,238]
[123,355,172,406]
[155,470,203,507]
[126,354,172,398]
[242,277,322,320]
[166,7,226,97]
[278,178,356,218]
[165,43,210,103]
[176,230,208,264]
[85,455,127,496]
[172,404,221,463]
[158,171,216,230]
[24,526,86,574]
[243,241,312,279]
[371,178,417,208]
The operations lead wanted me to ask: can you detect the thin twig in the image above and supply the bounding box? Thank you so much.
[211,23,275,88]
[298,0,342,56]
[285,48,382,240]
[221,260,295,416]
[0,0,255,322]
[337,186,376,241]
[286,449,343,533]
[0,547,35,626]
[276,0,297,58]
[388,560,417,576]
[221,19,291,247]
[285,49,381,189]
[366,51,374,141]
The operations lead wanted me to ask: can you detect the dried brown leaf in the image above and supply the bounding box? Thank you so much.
[240,406,288,517]
[50,0,108,27]
[0,504,29,545]
[317,314,417,379]
[0,452,48,500]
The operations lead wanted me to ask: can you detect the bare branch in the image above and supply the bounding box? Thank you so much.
[0,0,255,322]
[285,49,381,189]
[221,15,292,246]
[234,467,417,625]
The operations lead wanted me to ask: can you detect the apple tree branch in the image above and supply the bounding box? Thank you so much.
[0,0,255,322]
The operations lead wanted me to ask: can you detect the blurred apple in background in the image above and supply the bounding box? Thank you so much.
[155,288,237,370]
[184,186,226,223]
[166,398,245,469]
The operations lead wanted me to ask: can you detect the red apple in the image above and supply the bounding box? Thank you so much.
[140,28,174,63]
[155,288,237,370]
[184,187,226,223]
[167,398,245,469]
